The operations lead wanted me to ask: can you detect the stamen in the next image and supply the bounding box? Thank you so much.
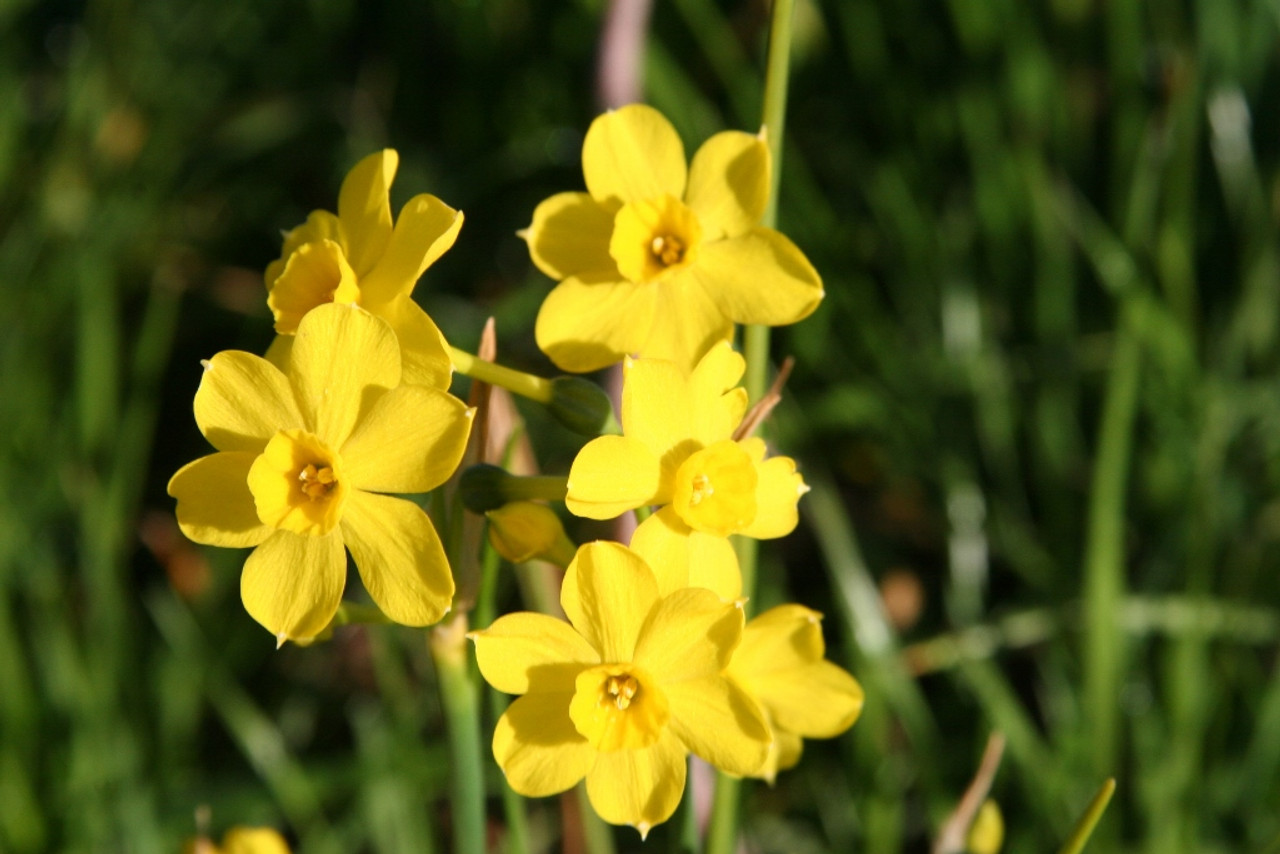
[689,473,713,506]
[298,463,338,500]
[650,234,685,267]
[606,674,640,710]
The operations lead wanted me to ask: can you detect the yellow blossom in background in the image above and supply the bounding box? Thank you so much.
[727,604,863,782]
[485,501,576,566]
[168,303,474,643]
[565,341,806,599]
[264,149,462,387]
[524,104,824,372]
[470,541,770,835]
[185,827,291,854]
[968,799,1005,854]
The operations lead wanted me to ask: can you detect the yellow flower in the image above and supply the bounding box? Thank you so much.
[565,341,806,599]
[727,605,864,782]
[168,303,474,644]
[967,799,1005,854]
[485,501,576,566]
[264,149,462,388]
[525,103,824,372]
[470,541,770,836]
[186,827,291,854]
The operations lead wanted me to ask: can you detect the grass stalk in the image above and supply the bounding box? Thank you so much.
[430,616,488,854]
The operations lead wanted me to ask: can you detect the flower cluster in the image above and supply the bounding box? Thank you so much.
[169,104,861,838]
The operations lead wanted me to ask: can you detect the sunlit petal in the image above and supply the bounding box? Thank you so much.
[337,149,396,276]
[566,436,663,519]
[664,675,770,776]
[688,342,748,446]
[643,275,734,370]
[373,295,454,389]
[685,130,769,240]
[583,104,687,206]
[737,438,805,540]
[240,530,345,641]
[341,385,473,494]
[585,729,686,834]
[629,508,741,599]
[525,192,619,281]
[194,351,302,453]
[560,541,659,662]
[168,452,271,548]
[494,691,595,797]
[535,276,657,373]
[692,228,823,326]
[360,194,463,303]
[632,587,741,682]
[472,613,599,695]
[620,356,693,473]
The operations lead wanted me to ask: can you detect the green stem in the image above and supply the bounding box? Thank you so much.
[577,784,618,854]
[1056,779,1117,854]
[430,617,487,854]
[451,346,554,403]
[487,691,532,854]
[1083,329,1141,777]
[708,1,795,851]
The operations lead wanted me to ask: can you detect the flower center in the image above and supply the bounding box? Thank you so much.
[267,239,362,335]
[609,194,703,283]
[569,664,669,752]
[247,429,348,536]
[671,439,758,537]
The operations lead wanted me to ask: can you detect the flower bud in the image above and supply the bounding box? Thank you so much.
[547,376,617,436]
[459,464,568,513]
[486,501,576,566]
[967,799,1004,854]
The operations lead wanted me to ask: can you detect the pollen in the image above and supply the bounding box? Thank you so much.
[689,473,714,506]
[650,234,686,267]
[298,463,338,500]
[606,674,640,710]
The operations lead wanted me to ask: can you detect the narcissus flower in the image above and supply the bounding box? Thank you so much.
[728,605,864,782]
[565,342,806,599]
[525,103,824,372]
[471,541,770,835]
[265,149,462,387]
[168,303,474,644]
[186,827,291,854]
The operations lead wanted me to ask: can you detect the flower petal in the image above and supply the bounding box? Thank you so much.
[374,295,454,388]
[267,239,362,334]
[688,341,748,445]
[340,490,454,627]
[524,192,619,281]
[266,210,344,290]
[583,104,687,206]
[222,827,291,854]
[472,612,599,694]
[240,530,345,641]
[754,725,803,783]
[737,438,805,540]
[566,436,663,520]
[341,385,474,494]
[643,275,734,370]
[620,356,693,473]
[629,508,741,599]
[360,194,464,304]
[560,541,659,662]
[752,660,864,738]
[264,334,293,373]
[664,675,770,776]
[337,149,396,276]
[692,228,823,325]
[632,587,741,682]
[194,351,303,453]
[168,452,272,547]
[289,303,401,448]
[685,130,769,240]
[535,276,657,373]
[494,691,595,797]
[585,729,686,834]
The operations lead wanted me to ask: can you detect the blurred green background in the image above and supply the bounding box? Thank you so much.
[6,0,1280,851]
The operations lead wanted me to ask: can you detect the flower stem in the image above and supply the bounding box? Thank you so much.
[451,346,554,403]
[430,614,487,854]
[577,783,617,854]
[709,1,796,852]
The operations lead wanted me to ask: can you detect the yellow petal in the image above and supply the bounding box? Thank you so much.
[737,440,805,539]
[749,660,864,739]
[267,239,361,334]
[752,725,803,783]
[168,452,271,547]
[341,385,473,494]
[495,691,595,797]
[585,729,686,834]
[289,303,401,448]
[631,587,741,682]
[247,429,348,537]
[374,295,454,388]
[664,675,770,776]
[582,104,687,206]
[535,276,657,372]
[560,541,658,662]
[734,604,825,671]
[565,436,663,519]
[194,351,303,453]
[222,827,291,854]
[688,341,748,445]
[525,192,619,281]
[264,334,293,372]
[472,612,599,694]
[670,439,757,537]
[240,529,345,641]
[692,228,823,325]
[266,209,343,290]
[629,508,742,599]
[685,131,769,240]
[337,149,396,276]
[360,194,464,304]
[340,490,454,627]
[619,356,693,473]
[642,275,734,370]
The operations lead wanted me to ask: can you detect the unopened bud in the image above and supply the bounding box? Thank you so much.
[459,465,568,514]
[547,376,617,436]
[486,501,576,566]
[967,799,1004,854]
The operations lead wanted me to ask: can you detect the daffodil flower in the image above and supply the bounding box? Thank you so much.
[471,541,770,835]
[728,604,864,782]
[168,303,474,644]
[264,149,462,388]
[524,103,824,372]
[565,342,806,599]
[186,827,291,854]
